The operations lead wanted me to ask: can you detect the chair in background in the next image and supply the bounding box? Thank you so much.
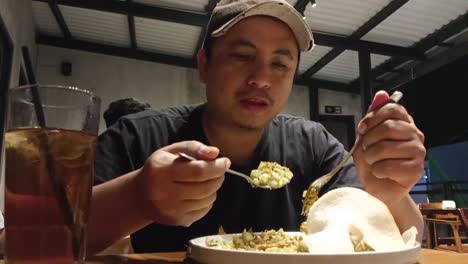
[419,202,467,253]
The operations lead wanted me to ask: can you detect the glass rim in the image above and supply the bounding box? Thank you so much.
[10,84,99,100]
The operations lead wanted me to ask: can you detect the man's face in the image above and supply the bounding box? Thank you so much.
[198,16,299,130]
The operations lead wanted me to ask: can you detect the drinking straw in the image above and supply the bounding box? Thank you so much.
[22,47,79,256]
[28,84,80,257]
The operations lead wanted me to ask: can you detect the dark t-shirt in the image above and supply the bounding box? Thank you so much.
[95,104,362,253]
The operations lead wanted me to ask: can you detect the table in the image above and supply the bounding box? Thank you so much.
[1,249,466,263]
[86,249,468,264]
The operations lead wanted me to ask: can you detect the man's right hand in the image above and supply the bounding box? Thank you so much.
[136,141,230,227]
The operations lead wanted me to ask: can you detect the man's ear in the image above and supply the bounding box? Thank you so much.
[197,48,208,84]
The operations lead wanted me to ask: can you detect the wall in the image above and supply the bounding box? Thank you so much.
[318,89,362,127]
[36,45,313,132]
[283,84,310,119]
[0,0,37,210]
[37,45,196,133]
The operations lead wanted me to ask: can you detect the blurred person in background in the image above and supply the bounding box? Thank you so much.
[103,98,151,128]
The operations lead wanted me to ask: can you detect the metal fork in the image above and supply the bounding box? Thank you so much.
[178,152,271,189]
[301,91,403,216]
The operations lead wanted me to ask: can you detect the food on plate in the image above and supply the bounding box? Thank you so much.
[207,228,308,253]
[218,225,226,234]
[250,161,293,189]
[205,187,417,255]
[301,186,319,216]
[304,187,418,253]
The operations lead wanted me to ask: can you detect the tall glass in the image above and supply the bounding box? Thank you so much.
[4,85,101,264]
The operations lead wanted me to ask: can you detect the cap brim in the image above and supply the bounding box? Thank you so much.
[211,1,314,52]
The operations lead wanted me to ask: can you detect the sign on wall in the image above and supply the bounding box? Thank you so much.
[325,105,342,114]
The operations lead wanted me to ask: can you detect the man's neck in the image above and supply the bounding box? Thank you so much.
[202,110,264,166]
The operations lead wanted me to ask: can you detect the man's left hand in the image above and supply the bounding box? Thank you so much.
[353,90,426,206]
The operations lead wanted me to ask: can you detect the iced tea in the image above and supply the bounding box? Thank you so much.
[5,127,96,264]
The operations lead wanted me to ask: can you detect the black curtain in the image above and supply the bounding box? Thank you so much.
[0,15,13,166]
[402,56,468,148]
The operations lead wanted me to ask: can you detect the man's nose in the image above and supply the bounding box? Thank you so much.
[246,60,271,90]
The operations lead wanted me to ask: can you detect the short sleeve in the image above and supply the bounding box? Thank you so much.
[94,120,137,185]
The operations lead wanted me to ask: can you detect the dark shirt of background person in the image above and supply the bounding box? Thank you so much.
[103,98,151,128]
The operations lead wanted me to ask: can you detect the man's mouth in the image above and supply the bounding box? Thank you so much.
[239,98,270,112]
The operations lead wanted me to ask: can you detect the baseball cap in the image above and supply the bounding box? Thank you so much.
[203,0,314,52]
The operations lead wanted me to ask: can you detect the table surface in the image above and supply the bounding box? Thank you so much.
[1,249,466,264]
[89,249,468,264]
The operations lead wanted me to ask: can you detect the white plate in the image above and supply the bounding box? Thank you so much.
[187,232,421,264]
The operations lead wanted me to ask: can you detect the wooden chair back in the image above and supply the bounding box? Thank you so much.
[419,203,467,253]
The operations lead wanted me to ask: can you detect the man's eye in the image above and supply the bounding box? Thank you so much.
[232,54,252,61]
[273,62,288,69]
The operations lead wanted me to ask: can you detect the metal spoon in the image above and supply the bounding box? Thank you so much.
[301,91,404,216]
[178,152,272,189]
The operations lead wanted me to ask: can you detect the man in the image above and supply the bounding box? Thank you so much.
[88,0,426,254]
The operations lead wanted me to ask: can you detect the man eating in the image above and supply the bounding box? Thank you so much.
[88,0,426,254]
